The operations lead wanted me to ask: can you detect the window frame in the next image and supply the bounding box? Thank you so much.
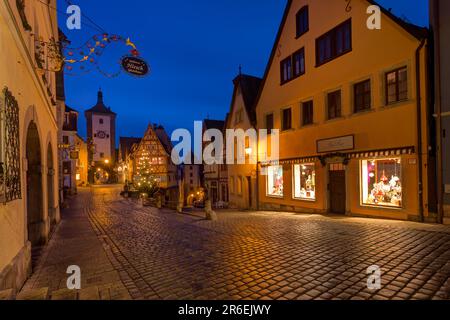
[360,158,403,209]
[281,108,292,131]
[385,67,408,105]
[327,90,342,120]
[292,163,317,201]
[316,19,352,67]
[280,56,293,84]
[301,100,314,126]
[293,48,306,79]
[296,6,309,38]
[266,165,284,198]
[265,113,274,134]
[354,79,372,113]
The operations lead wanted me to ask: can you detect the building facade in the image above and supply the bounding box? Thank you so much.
[203,119,228,207]
[85,89,117,184]
[226,74,261,210]
[255,0,433,222]
[0,0,60,292]
[118,137,141,184]
[74,134,88,187]
[131,124,178,206]
[430,0,450,224]
[61,105,80,194]
[181,153,203,206]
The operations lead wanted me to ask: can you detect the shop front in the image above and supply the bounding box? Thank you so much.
[259,144,420,221]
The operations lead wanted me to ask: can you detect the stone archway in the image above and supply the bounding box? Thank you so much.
[47,142,56,231]
[26,122,45,246]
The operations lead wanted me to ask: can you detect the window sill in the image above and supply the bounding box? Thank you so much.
[280,73,305,86]
[323,116,346,124]
[360,204,403,211]
[349,109,375,118]
[266,195,284,199]
[281,128,295,134]
[315,49,352,68]
[383,99,411,109]
[299,123,317,129]
[293,198,317,203]
[295,30,309,39]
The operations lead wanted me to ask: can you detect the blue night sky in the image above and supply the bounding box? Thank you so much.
[56,0,429,144]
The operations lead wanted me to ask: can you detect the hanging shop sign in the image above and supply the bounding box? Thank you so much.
[121,56,149,77]
[317,135,355,154]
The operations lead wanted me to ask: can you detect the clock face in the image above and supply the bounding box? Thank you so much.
[97,131,107,139]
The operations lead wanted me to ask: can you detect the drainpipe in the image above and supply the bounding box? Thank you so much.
[432,0,444,224]
[416,38,426,223]
[256,128,260,211]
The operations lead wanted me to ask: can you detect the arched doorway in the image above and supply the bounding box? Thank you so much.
[47,143,56,231]
[26,122,45,246]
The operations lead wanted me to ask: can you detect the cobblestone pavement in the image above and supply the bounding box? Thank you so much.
[18,189,130,300]
[17,186,450,300]
[85,186,450,300]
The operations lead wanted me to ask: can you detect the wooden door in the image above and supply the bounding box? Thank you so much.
[329,170,346,214]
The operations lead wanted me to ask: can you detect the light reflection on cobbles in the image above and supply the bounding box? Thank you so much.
[88,187,450,300]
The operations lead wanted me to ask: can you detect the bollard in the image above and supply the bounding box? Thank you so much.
[205,200,218,221]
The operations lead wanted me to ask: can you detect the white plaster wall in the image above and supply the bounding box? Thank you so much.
[92,114,112,161]
[0,0,59,273]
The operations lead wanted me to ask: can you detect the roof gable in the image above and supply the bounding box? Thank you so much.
[253,0,428,113]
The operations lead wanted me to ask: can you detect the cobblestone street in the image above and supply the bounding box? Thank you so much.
[18,186,450,300]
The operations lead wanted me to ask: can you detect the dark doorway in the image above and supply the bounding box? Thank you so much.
[247,176,252,209]
[26,122,45,246]
[329,166,346,214]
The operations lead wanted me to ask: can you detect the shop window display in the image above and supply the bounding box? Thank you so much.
[361,158,402,208]
[267,166,284,197]
[293,164,316,200]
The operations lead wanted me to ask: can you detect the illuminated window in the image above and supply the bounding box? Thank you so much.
[266,166,283,197]
[293,164,316,201]
[237,176,242,195]
[361,158,402,208]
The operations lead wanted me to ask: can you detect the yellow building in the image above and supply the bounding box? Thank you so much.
[430,0,450,225]
[226,74,262,210]
[256,0,434,222]
[0,0,60,292]
[75,134,88,187]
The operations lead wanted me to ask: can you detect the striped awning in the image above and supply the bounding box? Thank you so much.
[259,146,415,167]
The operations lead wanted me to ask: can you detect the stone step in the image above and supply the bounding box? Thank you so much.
[0,289,14,300]
[16,287,49,300]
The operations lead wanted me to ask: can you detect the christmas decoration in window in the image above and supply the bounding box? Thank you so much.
[361,158,402,208]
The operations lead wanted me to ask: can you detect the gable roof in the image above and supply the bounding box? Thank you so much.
[253,0,428,115]
[119,137,142,161]
[153,124,173,155]
[85,90,116,115]
[229,74,262,127]
[65,104,78,113]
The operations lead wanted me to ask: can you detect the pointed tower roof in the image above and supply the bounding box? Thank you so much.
[86,89,116,115]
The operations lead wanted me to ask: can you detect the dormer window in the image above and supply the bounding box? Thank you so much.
[296,6,309,38]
